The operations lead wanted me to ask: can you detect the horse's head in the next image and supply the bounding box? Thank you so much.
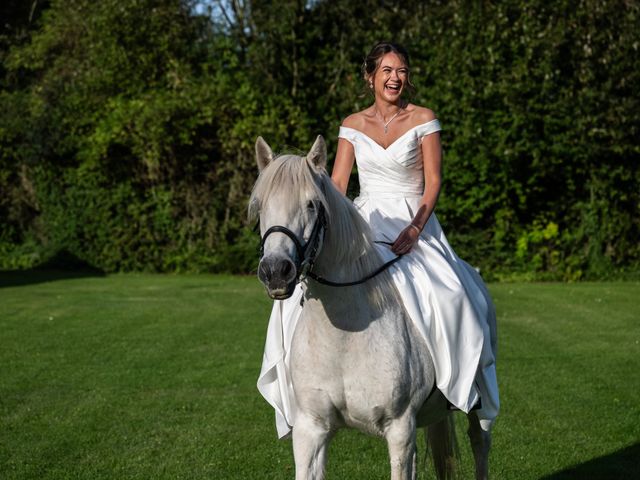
[250,136,328,299]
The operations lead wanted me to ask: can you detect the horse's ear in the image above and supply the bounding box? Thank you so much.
[255,136,274,172]
[306,135,327,171]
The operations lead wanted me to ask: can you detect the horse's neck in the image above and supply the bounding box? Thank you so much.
[311,183,380,282]
[312,227,381,283]
[312,251,372,283]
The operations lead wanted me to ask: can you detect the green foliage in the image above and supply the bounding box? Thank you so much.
[0,0,638,277]
[404,0,640,280]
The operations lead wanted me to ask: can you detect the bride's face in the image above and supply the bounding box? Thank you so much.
[371,52,409,103]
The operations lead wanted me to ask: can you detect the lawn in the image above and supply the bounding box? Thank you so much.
[0,272,638,479]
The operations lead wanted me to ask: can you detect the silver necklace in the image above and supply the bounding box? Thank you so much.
[376,107,403,134]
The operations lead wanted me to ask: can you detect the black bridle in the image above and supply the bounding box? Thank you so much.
[258,203,403,287]
[259,204,328,280]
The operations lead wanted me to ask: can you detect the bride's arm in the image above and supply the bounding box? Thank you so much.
[391,131,442,254]
[414,132,442,229]
[330,138,356,195]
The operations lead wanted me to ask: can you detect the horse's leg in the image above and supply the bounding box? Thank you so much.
[292,414,332,480]
[386,415,417,480]
[426,414,458,480]
[467,411,491,480]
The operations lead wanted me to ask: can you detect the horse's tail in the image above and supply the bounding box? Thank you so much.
[426,413,460,480]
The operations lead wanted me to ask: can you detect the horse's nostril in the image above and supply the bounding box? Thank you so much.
[258,259,272,282]
[281,261,293,277]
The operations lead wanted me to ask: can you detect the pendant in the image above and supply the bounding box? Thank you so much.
[379,106,403,135]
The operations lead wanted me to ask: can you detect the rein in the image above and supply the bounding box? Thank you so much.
[259,204,402,288]
[306,241,402,287]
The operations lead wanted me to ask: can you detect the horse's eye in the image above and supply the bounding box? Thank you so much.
[306,201,315,211]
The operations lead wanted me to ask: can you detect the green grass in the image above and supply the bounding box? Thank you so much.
[1,273,638,479]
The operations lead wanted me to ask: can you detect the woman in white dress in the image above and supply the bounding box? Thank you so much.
[258,42,499,438]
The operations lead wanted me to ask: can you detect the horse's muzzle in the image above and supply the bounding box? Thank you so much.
[258,256,298,299]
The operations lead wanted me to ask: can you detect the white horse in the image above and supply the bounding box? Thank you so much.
[250,135,492,480]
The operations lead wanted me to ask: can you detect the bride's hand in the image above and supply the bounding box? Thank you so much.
[391,224,421,255]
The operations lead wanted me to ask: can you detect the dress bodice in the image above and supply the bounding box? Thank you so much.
[338,119,441,198]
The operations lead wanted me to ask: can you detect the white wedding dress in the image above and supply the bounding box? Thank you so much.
[258,119,499,438]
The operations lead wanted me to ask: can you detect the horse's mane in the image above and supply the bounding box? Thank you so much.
[249,153,398,309]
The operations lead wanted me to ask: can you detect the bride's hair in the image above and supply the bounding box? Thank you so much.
[362,42,416,97]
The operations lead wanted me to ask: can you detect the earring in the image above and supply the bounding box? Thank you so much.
[369,81,373,89]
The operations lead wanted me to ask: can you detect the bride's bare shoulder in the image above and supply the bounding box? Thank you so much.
[407,104,437,124]
[341,108,373,130]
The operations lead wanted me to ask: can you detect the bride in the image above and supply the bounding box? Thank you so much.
[258,41,499,439]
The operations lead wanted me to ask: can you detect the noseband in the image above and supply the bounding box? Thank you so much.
[259,204,327,280]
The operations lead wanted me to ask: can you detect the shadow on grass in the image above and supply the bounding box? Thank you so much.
[539,442,639,480]
[0,250,105,288]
